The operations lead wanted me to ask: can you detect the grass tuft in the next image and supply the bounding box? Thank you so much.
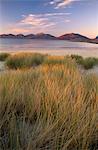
[0,53,10,61]
[71,55,98,69]
[6,53,46,69]
[82,57,98,69]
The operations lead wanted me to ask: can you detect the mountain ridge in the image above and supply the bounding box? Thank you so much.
[0,33,98,44]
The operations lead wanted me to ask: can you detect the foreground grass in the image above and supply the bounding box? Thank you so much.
[0,57,97,149]
[0,52,97,70]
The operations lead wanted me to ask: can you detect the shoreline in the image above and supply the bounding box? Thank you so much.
[1,49,98,58]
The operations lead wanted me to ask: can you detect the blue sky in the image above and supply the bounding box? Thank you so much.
[0,0,98,38]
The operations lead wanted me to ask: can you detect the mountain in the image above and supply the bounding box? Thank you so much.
[90,36,98,44]
[16,34,25,38]
[34,33,56,39]
[0,34,16,38]
[96,36,98,39]
[0,34,25,39]
[0,33,56,40]
[0,33,98,44]
[25,34,35,39]
[58,33,91,42]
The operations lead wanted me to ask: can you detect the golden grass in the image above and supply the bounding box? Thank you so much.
[0,56,97,149]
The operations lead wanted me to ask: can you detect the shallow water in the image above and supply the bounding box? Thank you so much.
[0,39,98,57]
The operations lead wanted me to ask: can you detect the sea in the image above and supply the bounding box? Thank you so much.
[0,38,98,57]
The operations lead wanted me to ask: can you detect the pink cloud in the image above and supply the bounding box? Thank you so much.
[50,0,79,8]
[5,14,57,34]
[65,19,71,23]
[3,12,71,34]
[10,28,30,34]
[20,14,49,26]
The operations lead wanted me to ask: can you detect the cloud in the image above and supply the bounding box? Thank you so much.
[10,28,30,34]
[65,19,71,23]
[19,13,71,28]
[5,12,71,34]
[7,14,57,34]
[20,14,49,26]
[50,0,79,8]
[43,12,71,16]
[50,0,61,5]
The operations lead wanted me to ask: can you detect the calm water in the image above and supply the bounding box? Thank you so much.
[0,38,98,57]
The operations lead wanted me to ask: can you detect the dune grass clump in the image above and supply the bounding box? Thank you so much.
[0,58,97,149]
[71,55,98,69]
[6,53,46,69]
[71,54,83,64]
[0,53,10,61]
[82,57,98,69]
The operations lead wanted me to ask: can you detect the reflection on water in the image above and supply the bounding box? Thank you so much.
[0,39,98,57]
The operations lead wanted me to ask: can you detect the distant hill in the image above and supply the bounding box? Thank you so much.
[0,33,56,40]
[25,34,35,39]
[0,33,98,44]
[34,33,56,39]
[0,34,16,38]
[58,33,91,42]
[91,36,98,44]
[16,34,26,38]
[96,36,98,39]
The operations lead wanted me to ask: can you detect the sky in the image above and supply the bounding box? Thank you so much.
[0,0,98,38]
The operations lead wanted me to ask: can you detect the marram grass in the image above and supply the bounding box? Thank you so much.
[0,57,98,150]
[1,52,98,70]
[6,53,46,69]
